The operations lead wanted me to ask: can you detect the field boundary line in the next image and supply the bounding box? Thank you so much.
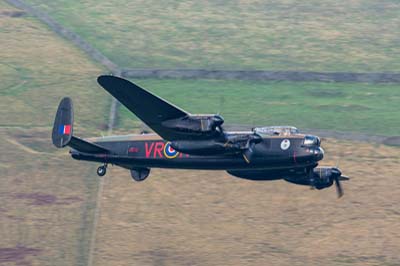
[6,0,400,84]
[4,0,119,73]
[5,0,120,132]
[121,69,400,83]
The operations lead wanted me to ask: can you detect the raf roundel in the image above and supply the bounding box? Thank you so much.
[280,139,291,150]
[163,142,179,159]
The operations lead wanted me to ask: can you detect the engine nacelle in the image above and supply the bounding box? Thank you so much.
[171,132,262,156]
[284,167,335,190]
[161,114,224,134]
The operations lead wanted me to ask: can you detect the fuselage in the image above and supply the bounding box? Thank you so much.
[70,132,324,171]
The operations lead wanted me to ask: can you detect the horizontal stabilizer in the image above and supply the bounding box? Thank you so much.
[69,136,110,154]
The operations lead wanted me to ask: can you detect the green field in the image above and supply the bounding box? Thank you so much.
[23,0,400,71]
[9,0,400,137]
[116,79,400,136]
[0,0,109,133]
[1,0,400,265]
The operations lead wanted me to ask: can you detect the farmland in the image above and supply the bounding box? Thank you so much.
[23,0,400,72]
[117,78,400,136]
[1,0,400,265]
[91,138,400,266]
[0,1,107,265]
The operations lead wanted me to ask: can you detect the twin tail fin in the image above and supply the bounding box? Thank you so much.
[52,97,110,154]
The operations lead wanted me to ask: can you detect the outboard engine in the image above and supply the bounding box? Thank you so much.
[284,167,349,197]
[161,114,224,134]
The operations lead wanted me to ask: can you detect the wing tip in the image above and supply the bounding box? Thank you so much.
[97,75,137,91]
[97,74,119,85]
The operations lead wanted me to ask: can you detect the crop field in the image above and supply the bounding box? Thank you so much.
[116,78,400,136]
[90,138,400,266]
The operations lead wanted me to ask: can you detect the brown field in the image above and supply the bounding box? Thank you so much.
[90,138,400,266]
[0,1,107,265]
[0,127,99,266]
[1,1,400,266]
[3,127,399,266]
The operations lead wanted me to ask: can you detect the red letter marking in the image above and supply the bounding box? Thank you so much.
[153,142,164,158]
[145,142,155,158]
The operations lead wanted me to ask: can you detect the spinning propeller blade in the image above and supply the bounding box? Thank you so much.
[332,167,347,198]
[334,175,344,198]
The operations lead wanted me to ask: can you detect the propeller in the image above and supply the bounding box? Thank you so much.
[242,133,262,164]
[331,167,349,198]
[210,115,225,133]
[309,167,349,198]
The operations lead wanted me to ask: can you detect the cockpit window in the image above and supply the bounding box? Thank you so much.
[253,126,299,136]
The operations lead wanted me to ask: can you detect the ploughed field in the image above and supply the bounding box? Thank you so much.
[91,138,400,266]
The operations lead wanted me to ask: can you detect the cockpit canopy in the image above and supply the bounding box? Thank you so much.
[253,126,299,136]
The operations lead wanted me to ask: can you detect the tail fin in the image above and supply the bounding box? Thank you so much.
[52,97,111,154]
[52,97,73,148]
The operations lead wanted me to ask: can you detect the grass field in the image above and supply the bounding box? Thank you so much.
[0,0,109,132]
[8,0,400,137]
[91,138,400,266]
[0,1,108,265]
[0,128,99,266]
[1,1,400,265]
[116,78,400,136]
[23,0,400,71]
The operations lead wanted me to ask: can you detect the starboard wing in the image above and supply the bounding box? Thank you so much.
[97,75,192,140]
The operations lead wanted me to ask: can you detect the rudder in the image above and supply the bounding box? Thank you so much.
[52,97,73,148]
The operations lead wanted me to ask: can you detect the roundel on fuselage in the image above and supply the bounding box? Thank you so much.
[163,142,179,158]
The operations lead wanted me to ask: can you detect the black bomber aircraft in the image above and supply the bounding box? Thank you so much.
[52,75,349,197]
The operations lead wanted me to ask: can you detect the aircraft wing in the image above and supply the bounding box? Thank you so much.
[97,75,191,140]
